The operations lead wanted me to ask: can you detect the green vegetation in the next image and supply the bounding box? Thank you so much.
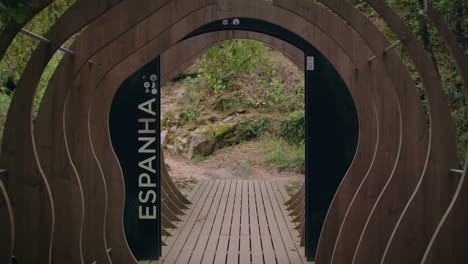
[262,136,305,173]
[281,111,305,145]
[0,0,75,142]
[168,39,304,114]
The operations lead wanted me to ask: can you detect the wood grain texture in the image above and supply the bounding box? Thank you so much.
[0,176,14,264]
[82,1,366,262]
[0,0,462,262]
[35,1,182,263]
[2,0,126,263]
[421,159,467,263]
[275,1,421,262]
[82,3,365,262]
[284,0,430,263]
[358,1,460,263]
[420,3,468,263]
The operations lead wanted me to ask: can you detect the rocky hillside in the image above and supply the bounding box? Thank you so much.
[161,40,305,172]
[161,40,304,165]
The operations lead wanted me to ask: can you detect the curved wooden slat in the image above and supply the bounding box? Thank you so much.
[275,2,425,262]
[285,185,304,206]
[161,157,190,208]
[421,159,467,263]
[2,0,127,263]
[161,188,185,216]
[1,0,459,263]
[63,3,217,262]
[361,1,459,263]
[0,46,56,263]
[288,0,431,262]
[0,175,14,264]
[35,1,176,263]
[420,2,468,262]
[81,2,370,260]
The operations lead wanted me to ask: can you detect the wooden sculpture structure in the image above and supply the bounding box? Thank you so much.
[0,0,466,263]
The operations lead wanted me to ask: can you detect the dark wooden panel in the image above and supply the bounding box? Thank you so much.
[275,1,402,260]
[283,0,430,262]
[421,4,468,261]
[421,162,467,263]
[277,0,431,262]
[25,1,129,263]
[2,0,459,263]
[0,176,13,264]
[83,4,363,262]
[360,1,459,263]
[79,3,361,263]
[35,1,177,263]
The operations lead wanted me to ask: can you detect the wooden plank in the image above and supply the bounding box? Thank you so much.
[259,181,289,264]
[271,181,305,258]
[75,5,360,262]
[163,180,219,263]
[33,1,173,263]
[192,181,232,263]
[214,181,238,264]
[254,180,276,264]
[11,2,454,264]
[176,180,225,263]
[161,180,210,258]
[239,180,251,264]
[187,179,205,201]
[226,181,243,264]
[201,181,233,263]
[249,181,264,263]
[270,180,305,252]
[162,179,213,262]
[266,181,304,263]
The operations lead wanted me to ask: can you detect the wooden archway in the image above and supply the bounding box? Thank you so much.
[0,0,465,263]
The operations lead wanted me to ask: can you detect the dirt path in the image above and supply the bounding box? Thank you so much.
[165,139,304,181]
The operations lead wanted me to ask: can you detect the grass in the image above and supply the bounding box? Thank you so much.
[259,136,305,173]
[191,153,207,163]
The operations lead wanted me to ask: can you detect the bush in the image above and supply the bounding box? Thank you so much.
[282,111,305,144]
[262,136,305,172]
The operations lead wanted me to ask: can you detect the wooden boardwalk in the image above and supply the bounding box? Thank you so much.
[146,179,306,264]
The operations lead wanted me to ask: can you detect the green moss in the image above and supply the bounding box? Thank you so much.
[195,125,215,140]
[214,123,235,139]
